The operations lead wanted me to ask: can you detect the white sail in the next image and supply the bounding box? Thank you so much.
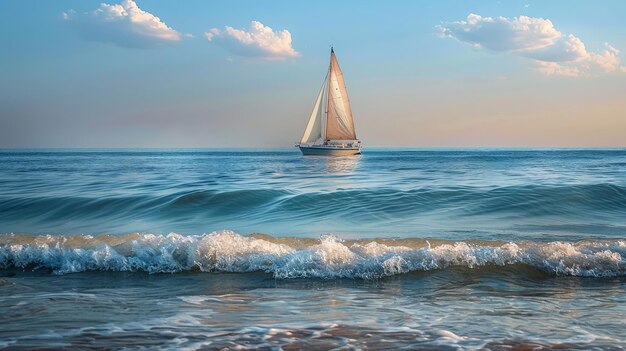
[299,48,359,153]
[325,49,357,141]
[300,74,328,145]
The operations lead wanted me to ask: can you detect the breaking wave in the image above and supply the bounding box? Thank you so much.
[1,231,625,278]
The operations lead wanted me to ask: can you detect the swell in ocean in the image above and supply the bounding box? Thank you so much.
[1,183,626,239]
[3,182,626,217]
[2,149,626,239]
[2,231,625,278]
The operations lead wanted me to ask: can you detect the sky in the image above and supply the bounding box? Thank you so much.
[1,0,625,148]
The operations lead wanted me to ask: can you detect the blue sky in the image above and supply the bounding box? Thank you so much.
[1,1,625,147]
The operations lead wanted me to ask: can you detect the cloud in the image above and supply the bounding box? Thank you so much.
[534,61,580,77]
[63,0,181,48]
[205,21,300,60]
[437,14,624,77]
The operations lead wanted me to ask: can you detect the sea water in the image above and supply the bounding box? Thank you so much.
[1,149,625,349]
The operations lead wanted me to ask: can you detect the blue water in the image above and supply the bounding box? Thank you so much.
[1,149,625,239]
[1,149,626,349]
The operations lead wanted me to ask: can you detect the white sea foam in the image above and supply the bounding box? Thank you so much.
[1,231,625,278]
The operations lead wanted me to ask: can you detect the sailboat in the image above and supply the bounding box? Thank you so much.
[296,48,361,156]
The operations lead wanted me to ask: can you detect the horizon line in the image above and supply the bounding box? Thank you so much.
[1,147,625,151]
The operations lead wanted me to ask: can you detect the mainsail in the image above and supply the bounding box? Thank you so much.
[326,49,357,140]
[300,48,357,145]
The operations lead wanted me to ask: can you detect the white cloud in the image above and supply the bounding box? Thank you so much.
[63,0,181,48]
[534,61,580,77]
[590,44,621,72]
[437,14,625,77]
[205,21,300,60]
[437,14,561,52]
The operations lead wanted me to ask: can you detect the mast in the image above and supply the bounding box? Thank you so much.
[321,73,327,141]
[324,47,333,142]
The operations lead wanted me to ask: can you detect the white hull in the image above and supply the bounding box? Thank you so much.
[299,145,361,156]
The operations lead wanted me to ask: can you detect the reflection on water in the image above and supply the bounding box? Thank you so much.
[300,154,361,174]
[323,154,361,173]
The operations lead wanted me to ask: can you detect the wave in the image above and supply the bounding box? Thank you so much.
[1,231,625,278]
[1,184,625,234]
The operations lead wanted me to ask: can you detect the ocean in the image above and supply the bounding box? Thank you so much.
[1,149,625,349]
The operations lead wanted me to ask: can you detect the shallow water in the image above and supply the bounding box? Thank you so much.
[1,149,626,349]
[2,269,625,349]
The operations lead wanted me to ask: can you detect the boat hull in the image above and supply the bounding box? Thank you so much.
[299,146,361,156]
